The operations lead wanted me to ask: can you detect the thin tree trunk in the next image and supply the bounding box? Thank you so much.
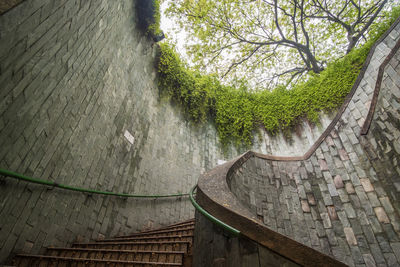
[302,46,323,73]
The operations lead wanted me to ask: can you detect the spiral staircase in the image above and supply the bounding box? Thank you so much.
[12,219,195,267]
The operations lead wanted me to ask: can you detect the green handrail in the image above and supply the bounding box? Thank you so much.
[0,168,189,198]
[189,184,240,236]
[0,167,240,236]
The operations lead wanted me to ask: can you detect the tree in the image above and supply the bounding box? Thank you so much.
[166,0,391,88]
[308,0,388,54]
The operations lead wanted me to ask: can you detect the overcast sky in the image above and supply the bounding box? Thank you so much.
[160,0,192,61]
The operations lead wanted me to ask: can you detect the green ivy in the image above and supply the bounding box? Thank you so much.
[148,0,162,36]
[157,9,400,147]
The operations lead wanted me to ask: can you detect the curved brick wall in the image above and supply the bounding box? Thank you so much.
[0,0,399,265]
[0,0,229,263]
[226,23,400,266]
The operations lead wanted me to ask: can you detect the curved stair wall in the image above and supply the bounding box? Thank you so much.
[0,0,366,264]
[0,0,224,263]
[195,18,400,266]
[0,0,302,262]
[1,0,399,265]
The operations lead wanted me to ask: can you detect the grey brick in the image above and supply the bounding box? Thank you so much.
[351,246,364,264]
[320,237,332,255]
[382,224,399,242]
[326,229,338,246]
[378,234,393,254]
[344,203,357,219]
[0,233,18,262]
[384,253,398,266]
[379,197,395,214]
[390,243,400,262]
[362,254,376,267]
[328,183,339,197]
[370,243,385,264]
[350,172,361,186]
[367,192,381,208]
[321,212,332,229]
[350,219,364,236]
[369,217,383,234]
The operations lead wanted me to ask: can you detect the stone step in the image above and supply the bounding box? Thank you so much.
[130,219,195,233]
[11,219,195,267]
[45,247,185,263]
[115,222,195,238]
[13,254,183,266]
[98,234,194,243]
[72,240,191,253]
[104,228,194,241]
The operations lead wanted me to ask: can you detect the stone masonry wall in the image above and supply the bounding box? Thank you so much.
[0,0,398,265]
[363,50,400,216]
[0,0,230,263]
[251,114,334,157]
[229,23,400,266]
[193,210,300,267]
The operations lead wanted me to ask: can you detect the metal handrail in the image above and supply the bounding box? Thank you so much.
[0,168,188,198]
[189,184,240,236]
[0,167,240,236]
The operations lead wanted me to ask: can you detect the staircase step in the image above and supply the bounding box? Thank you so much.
[45,247,185,263]
[13,254,183,266]
[117,225,195,238]
[106,228,194,240]
[72,240,191,253]
[115,220,195,238]
[11,219,195,266]
[152,219,194,229]
[98,234,194,243]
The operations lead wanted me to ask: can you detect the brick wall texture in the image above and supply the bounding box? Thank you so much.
[229,22,400,266]
[0,0,232,263]
[193,210,300,267]
[0,0,399,265]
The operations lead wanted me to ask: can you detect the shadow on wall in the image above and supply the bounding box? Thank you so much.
[136,0,154,32]
[135,0,164,42]
[0,0,23,15]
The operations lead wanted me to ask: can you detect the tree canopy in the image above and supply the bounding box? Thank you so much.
[166,0,392,89]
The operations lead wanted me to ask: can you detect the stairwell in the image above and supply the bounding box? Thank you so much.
[1,1,400,266]
[12,219,195,267]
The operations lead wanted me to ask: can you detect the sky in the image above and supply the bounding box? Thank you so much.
[159,0,190,60]
[157,0,394,90]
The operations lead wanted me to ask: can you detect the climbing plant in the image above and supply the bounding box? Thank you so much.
[148,0,162,37]
[137,0,163,40]
[165,0,392,88]
[157,6,400,147]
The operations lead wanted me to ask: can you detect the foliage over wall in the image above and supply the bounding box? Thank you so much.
[137,0,162,37]
[148,0,162,36]
[157,8,400,147]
